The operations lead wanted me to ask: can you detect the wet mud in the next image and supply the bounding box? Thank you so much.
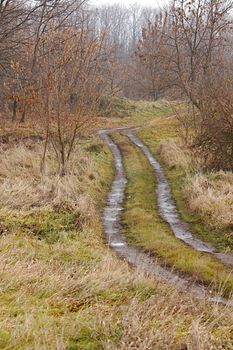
[98,128,233,306]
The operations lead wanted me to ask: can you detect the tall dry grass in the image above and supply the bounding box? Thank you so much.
[158,139,193,171]
[158,139,233,230]
[184,171,233,230]
[0,141,97,222]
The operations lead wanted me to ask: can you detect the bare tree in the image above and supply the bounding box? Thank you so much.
[168,0,233,169]
[169,0,233,105]
[135,13,175,100]
[1,0,88,122]
[30,25,108,176]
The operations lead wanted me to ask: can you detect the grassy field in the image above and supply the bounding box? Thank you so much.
[0,99,233,349]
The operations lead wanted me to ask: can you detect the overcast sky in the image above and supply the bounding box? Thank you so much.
[91,0,169,8]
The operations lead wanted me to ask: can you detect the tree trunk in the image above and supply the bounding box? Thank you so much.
[12,99,17,122]
[40,130,49,176]
[20,109,26,123]
[58,148,66,177]
[59,160,66,177]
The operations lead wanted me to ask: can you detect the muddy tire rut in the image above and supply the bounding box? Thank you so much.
[98,127,233,306]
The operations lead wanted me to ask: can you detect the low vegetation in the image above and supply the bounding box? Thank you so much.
[157,136,233,233]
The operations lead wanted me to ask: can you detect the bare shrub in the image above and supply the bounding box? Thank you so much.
[138,0,233,170]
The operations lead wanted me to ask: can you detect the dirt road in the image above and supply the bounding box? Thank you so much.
[98,127,233,306]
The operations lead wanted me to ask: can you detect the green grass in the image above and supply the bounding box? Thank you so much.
[111,132,233,297]
[95,96,174,131]
[138,117,233,252]
[1,210,77,244]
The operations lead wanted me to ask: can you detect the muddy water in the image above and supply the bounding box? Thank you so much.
[98,128,233,306]
[123,129,233,269]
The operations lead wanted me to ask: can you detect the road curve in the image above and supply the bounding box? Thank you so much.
[98,127,233,306]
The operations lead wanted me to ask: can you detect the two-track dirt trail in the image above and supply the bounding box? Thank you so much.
[98,127,233,306]
[123,129,233,269]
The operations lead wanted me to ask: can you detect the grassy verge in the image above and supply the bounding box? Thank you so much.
[137,116,233,253]
[111,132,233,297]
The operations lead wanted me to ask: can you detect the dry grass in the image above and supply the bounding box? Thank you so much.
[0,141,97,222]
[158,138,233,231]
[184,171,233,230]
[0,227,233,349]
[158,139,192,171]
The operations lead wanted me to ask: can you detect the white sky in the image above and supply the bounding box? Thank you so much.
[91,0,169,8]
